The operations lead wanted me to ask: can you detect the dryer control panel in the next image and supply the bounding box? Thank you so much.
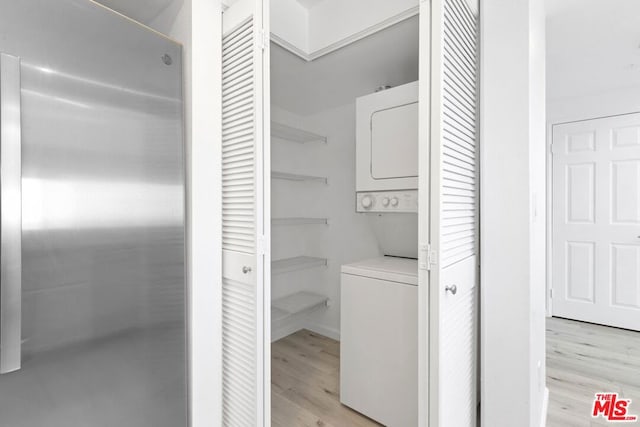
[356,190,418,213]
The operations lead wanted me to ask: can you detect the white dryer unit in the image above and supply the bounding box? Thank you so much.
[355,81,420,258]
[356,81,419,194]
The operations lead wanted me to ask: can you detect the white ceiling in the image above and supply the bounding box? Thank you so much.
[92,0,174,24]
[271,15,419,115]
[546,0,640,101]
[296,0,325,9]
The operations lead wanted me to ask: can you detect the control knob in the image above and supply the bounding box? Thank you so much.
[390,197,399,207]
[361,195,373,209]
[382,197,390,207]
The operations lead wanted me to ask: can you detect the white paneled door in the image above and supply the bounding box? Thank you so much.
[221,0,270,425]
[553,113,640,331]
[419,0,479,426]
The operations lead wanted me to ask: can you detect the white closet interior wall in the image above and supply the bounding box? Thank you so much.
[270,15,419,341]
[271,104,381,340]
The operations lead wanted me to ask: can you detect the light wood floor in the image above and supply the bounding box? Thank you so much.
[273,320,640,427]
[547,317,640,426]
[271,329,381,427]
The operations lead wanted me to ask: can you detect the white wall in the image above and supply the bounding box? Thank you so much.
[271,0,309,53]
[548,86,640,123]
[149,2,222,426]
[481,0,547,426]
[270,104,382,340]
[545,86,640,316]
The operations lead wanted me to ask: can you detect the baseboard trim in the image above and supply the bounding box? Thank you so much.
[272,320,340,342]
[540,387,549,427]
[271,318,306,342]
[303,322,340,341]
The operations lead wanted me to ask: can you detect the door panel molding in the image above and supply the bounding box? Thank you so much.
[551,113,640,331]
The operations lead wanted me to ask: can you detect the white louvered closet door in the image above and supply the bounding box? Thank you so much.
[221,0,270,426]
[418,0,479,425]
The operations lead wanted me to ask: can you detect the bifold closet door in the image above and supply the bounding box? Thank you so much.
[221,0,270,425]
[418,0,479,426]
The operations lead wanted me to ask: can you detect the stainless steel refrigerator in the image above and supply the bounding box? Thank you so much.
[0,1,187,426]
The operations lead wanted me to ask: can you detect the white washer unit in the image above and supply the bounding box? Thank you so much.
[340,256,418,427]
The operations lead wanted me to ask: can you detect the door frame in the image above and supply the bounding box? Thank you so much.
[417,0,432,424]
[220,0,475,425]
[261,0,272,422]
[546,121,554,317]
[546,111,640,319]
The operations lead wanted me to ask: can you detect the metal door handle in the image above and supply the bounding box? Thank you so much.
[445,285,457,295]
[242,266,252,274]
[0,53,22,374]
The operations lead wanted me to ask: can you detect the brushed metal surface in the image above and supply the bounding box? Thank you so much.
[0,53,22,375]
[0,1,186,425]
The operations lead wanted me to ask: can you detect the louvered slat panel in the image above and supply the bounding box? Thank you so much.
[441,284,477,426]
[223,148,254,160]
[222,276,257,426]
[222,15,255,254]
[440,0,477,271]
[433,0,478,426]
[222,14,258,427]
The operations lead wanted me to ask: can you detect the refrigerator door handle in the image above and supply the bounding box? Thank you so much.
[0,53,22,374]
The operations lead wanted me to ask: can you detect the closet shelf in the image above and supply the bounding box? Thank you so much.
[271,122,327,144]
[272,171,327,183]
[271,217,328,226]
[272,292,329,317]
[272,256,327,274]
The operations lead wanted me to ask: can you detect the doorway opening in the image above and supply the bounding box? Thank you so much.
[546,1,640,425]
[269,15,419,426]
[219,0,480,425]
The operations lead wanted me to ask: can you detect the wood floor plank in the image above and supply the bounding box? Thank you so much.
[272,391,337,427]
[289,330,340,358]
[273,336,339,376]
[271,361,339,400]
[272,329,381,427]
[271,349,339,395]
[547,317,640,427]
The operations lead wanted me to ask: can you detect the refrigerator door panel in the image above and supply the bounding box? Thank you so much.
[0,1,186,426]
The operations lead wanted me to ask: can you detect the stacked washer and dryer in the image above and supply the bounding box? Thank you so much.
[340,81,420,426]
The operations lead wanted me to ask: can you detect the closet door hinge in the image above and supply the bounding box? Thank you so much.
[257,29,268,50]
[257,235,267,255]
[419,243,437,271]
